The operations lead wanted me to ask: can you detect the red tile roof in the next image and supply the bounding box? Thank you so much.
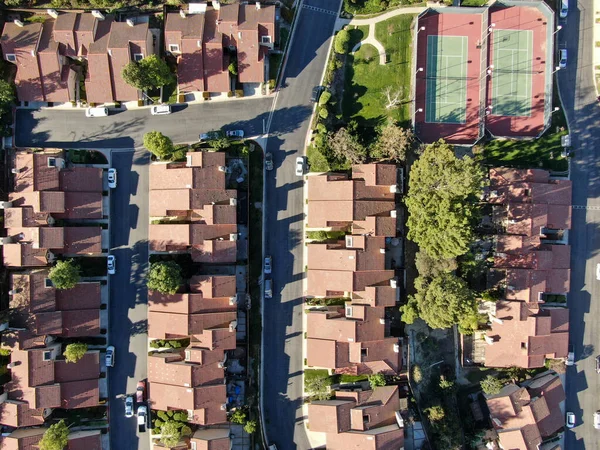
[86,16,114,104]
[63,226,102,254]
[150,383,227,425]
[148,350,225,387]
[190,428,231,450]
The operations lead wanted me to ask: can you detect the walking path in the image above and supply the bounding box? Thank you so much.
[351,24,387,65]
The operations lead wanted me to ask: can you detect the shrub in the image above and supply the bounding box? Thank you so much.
[481,375,504,395]
[334,29,351,54]
[319,90,332,106]
[63,343,88,363]
[318,107,329,119]
[229,409,246,424]
[412,364,423,384]
[173,411,188,422]
[244,420,257,434]
[157,410,170,422]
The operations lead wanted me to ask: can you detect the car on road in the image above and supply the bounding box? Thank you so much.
[199,131,221,141]
[596,355,600,373]
[105,345,115,367]
[595,411,600,429]
[137,405,148,432]
[566,345,574,366]
[596,263,600,280]
[226,130,244,139]
[264,256,272,274]
[559,49,567,69]
[311,86,323,102]
[566,411,576,428]
[295,156,305,176]
[559,0,568,18]
[265,152,274,171]
[85,107,108,118]
[136,380,146,403]
[107,255,116,275]
[125,396,134,418]
[268,446,278,450]
[265,279,273,298]
[107,168,117,189]
[150,104,171,115]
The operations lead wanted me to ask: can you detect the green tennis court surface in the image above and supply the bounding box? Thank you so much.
[425,35,468,124]
[491,29,533,117]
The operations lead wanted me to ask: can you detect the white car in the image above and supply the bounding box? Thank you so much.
[107,168,117,189]
[150,104,171,115]
[105,345,115,367]
[107,255,116,275]
[226,130,244,139]
[264,256,272,274]
[559,49,567,69]
[594,411,600,429]
[295,156,305,176]
[596,263,600,280]
[125,396,134,418]
[566,345,574,366]
[85,107,108,118]
[566,412,575,428]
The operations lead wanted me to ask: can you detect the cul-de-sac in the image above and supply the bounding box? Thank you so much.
[0,0,594,449]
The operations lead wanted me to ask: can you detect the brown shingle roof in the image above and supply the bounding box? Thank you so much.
[190,428,230,450]
[59,167,103,192]
[148,350,225,387]
[63,226,102,254]
[60,379,99,408]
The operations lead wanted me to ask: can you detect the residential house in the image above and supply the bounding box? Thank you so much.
[1,10,154,104]
[164,1,276,96]
[0,330,100,428]
[190,428,231,449]
[307,385,405,449]
[486,372,565,450]
[0,429,102,450]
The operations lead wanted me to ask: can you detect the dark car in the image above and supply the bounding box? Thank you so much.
[265,152,274,171]
[596,355,600,374]
[311,86,323,102]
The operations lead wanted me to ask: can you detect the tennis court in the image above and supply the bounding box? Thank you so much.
[490,29,534,117]
[425,35,468,124]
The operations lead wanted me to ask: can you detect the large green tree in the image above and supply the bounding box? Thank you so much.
[39,420,69,450]
[143,131,175,160]
[405,140,485,259]
[147,261,182,294]
[160,421,182,447]
[0,80,15,114]
[49,260,80,290]
[334,29,351,54]
[415,250,457,280]
[122,55,173,91]
[372,123,414,162]
[63,343,88,363]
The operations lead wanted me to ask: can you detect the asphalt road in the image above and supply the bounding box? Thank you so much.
[262,0,342,448]
[107,149,151,450]
[14,97,273,148]
[559,0,600,447]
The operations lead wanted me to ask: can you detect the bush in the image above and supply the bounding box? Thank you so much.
[244,420,257,434]
[229,409,246,424]
[0,349,11,356]
[157,410,170,422]
[154,419,164,428]
[49,259,80,290]
[318,107,329,120]
[412,364,423,384]
[235,89,244,98]
[63,343,88,363]
[334,29,351,54]
[173,411,188,422]
[307,145,331,173]
[147,261,183,294]
[481,375,504,395]
[319,90,332,106]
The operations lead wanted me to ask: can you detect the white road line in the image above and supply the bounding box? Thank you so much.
[302,4,337,15]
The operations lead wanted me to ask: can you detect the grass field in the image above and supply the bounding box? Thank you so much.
[343,14,415,128]
[343,0,424,16]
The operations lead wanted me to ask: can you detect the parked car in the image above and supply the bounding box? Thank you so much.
[150,104,171,115]
[566,412,576,428]
[105,345,115,367]
[559,0,568,18]
[265,152,274,171]
[295,156,305,176]
[137,405,148,432]
[136,380,146,403]
[226,130,244,139]
[125,396,134,418]
[596,355,600,373]
[199,131,221,141]
[107,168,117,189]
[594,411,600,429]
[311,86,323,102]
[566,344,575,366]
[107,255,116,275]
[264,256,272,274]
[85,107,108,118]
[596,263,600,280]
[265,279,273,299]
[559,49,567,69]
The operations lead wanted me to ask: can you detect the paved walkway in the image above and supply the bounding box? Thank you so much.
[351,24,387,64]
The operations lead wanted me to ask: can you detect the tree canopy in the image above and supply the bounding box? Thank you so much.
[405,140,485,259]
[372,123,414,162]
[328,127,366,165]
[122,55,173,91]
[334,29,351,54]
[147,261,183,294]
[160,421,183,447]
[481,375,504,395]
[368,373,386,389]
[39,420,69,450]
[143,131,175,160]
[49,260,80,290]
[414,250,457,280]
[244,420,257,434]
[63,343,88,363]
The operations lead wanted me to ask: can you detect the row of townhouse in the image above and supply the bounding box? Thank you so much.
[304,164,406,449]
[467,168,573,450]
[147,150,242,449]
[0,150,110,445]
[1,1,276,105]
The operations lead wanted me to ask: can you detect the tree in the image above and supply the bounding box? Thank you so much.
[334,29,351,54]
[405,140,485,259]
[49,260,80,290]
[368,373,386,389]
[160,421,182,447]
[244,420,257,434]
[318,106,329,120]
[425,405,446,422]
[147,261,182,294]
[412,272,477,329]
[39,420,69,450]
[122,55,173,91]
[439,378,455,392]
[228,60,238,76]
[415,250,457,279]
[382,85,407,109]
[328,128,366,165]
[63,343,88,363]
[412,364,423,383]
[481,375,504,395]
[0,80,15,114]
[400,298,419,324]
[143,131,175,160]
[305,372,331,400]
[229,409,246,424]
[372,122,414,162]
[207,131,231,150]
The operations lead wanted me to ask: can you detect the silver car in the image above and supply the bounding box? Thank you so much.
[85,107,108,118]
[125,396,134,418]
[295,156,305,176]
[107,168,117,189]
[264,256,272,274]
[105,345,115,367]
[107,255,116,275]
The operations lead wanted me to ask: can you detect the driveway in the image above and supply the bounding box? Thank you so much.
[14,97,273,148]
[107,149,151,450]
[262,0,342,448]
[558,0,600,447]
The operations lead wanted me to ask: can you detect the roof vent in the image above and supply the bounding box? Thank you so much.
[230,198,237,206]
[92,10,105,20]
[218,361,225,368]
[390,278,397,289]
[180,9,186,18]
[345,235,354,248]
[11,168,18,174]
[390,184,399,193]
[6,363,15,369]
[14,20,24,27]
[229,295,237,306]
[393,343,400,353]
[229,320,237,331]
[256,1,261,9]
[345,306,353,317]
[126,18,135,27]
[185,350,191,361]
[229,233,238,241]
[390,210,397,218]
[47,9,58,18]
[0,201,12,209]
[379,318,385,325]
[379,248,385,254]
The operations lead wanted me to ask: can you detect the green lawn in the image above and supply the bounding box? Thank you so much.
[343,0,423,16]
[461,0,488,5]
[343,14,415,128]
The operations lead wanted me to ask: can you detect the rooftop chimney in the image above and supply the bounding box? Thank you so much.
[180,9,186,18]
[213,0,221,9]
[256,1,261,9]
[92,10,105,20]
[14,20,24,27]
[47,9,58,18]
[126,18,135,27]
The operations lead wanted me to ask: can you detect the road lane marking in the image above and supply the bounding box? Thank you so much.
[302,4,338,15]
[572,205,600,210]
